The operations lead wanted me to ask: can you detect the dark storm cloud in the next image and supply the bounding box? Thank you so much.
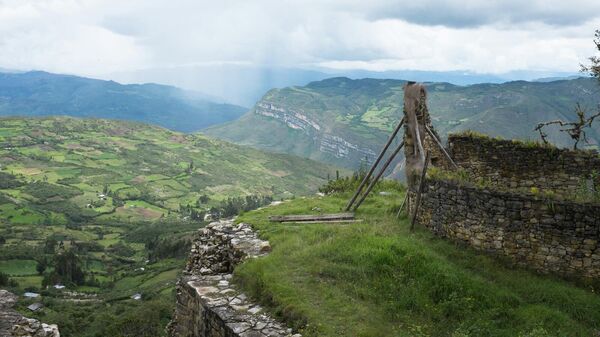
[366,0,600,28]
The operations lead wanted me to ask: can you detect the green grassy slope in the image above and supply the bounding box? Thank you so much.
[205,77,600,169]
[235,186,600,337]
[0,71,248,132]
[0,116,341,337]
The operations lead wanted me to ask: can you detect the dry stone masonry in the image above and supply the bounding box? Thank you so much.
[411,133,600,278]
[447,134,600,197]
[0,290,60,337]
[417,179,600,278]
[169,220,301,337]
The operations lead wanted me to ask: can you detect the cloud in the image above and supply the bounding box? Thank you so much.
[363,0,600,28]
[0,0,598,78]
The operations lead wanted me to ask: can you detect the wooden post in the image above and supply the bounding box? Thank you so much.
[396,192,409,218]
[425,125,458,170]
[410,152,430,231]
[352,141,404,211]
[345,118,405,211]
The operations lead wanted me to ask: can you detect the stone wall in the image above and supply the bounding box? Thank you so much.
[415,178,600,278]
[0,290,60,337]
[447,134,600,196]
[168,220,301,337]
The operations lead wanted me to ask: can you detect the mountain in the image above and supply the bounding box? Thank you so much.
[204,77,600,170]
[109,64,580,106]
[0,71,247,132]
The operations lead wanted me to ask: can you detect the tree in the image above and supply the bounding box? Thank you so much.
[44,237,57,254]
[535,30,600,149]
[49,249,86,286]
[36,257,47,275]
[581,29,600,82]
[534,103,600,149]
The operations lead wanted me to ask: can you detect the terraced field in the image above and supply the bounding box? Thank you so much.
[0,116,340,336]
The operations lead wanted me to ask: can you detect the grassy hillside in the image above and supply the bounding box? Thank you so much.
[0,116,340,336]
[205,77,600,169]
[0,71,247,132]
[235,183,600,337]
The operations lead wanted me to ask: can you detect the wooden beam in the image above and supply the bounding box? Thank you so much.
[269,213,355,222]
[278,219,363,224]
[345,118,405,211]
[352,141,404,211]
[425,125,458,170]
[410,152,430,231]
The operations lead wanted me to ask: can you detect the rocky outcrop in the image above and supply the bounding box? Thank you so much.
[0,290,60,337]
[255,103,320,133]
[169,220,301,337]
[255,102,376,162]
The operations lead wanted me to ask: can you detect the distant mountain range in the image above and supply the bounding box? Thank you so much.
[204,77,600,170]
[0,71,247,132]
[109,64,581,106]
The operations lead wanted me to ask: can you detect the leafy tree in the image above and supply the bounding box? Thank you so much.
[43,249,86,287]
[0,272,9,286]
[44,237,58,254]
[581,29,600,82]
[36,257,48,275]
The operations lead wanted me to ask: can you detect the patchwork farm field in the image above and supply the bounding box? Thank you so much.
[0,116,339,337]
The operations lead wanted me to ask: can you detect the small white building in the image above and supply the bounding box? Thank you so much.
[23,292,40,298]
[131,293,142,300]
[27,303,43,312]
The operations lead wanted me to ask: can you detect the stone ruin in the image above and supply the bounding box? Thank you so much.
[403,83,600,278]
[168,219,301,337]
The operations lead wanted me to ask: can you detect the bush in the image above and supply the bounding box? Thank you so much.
[0,172,23,189]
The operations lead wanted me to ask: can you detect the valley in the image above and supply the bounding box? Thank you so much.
[0,116,339,336]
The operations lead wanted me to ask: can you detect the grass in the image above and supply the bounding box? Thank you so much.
[234,184,600,337]
[0,259,38,276]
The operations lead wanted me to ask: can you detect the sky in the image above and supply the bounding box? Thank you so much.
[1,0,599,103]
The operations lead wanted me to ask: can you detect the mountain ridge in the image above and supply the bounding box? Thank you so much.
[0,71,248,132]
[204,76,600,170]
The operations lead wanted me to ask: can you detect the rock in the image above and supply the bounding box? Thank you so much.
[0,290,60,337]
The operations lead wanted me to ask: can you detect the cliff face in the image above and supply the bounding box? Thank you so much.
[255,102,377,162]
[0,290,60,337]
[169,220,301,337]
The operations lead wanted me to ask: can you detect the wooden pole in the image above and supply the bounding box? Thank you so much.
[396,192,409,218]
[352,141,404,211]
[425,125,458,170]
[410,152,430,231]
[345,118,405,211]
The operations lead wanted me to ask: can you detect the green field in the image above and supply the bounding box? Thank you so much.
[0,259,37,276]
[235,181,600,337]
[0,116,342,337]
